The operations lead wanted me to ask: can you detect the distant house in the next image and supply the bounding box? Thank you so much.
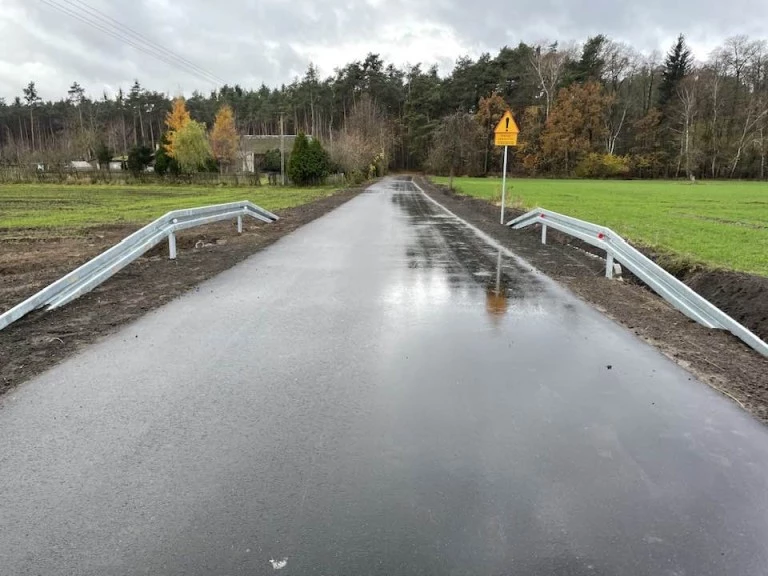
[96,156,127,172]
[238,134,311,173]
[69,160,95,172]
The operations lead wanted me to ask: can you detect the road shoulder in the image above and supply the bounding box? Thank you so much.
[416,176,768,424]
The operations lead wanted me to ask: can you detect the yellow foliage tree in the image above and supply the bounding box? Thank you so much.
[164,97,191,157]
[210,104,239,172]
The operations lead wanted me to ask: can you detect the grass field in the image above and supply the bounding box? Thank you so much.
[0,183,341,232]
[433,177,768,276]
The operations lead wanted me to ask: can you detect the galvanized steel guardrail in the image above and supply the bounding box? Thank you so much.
[508,208,768,357]
[0,201,278,331]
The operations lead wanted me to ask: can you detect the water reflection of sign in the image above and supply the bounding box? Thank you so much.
[486,287,508,318]
[485,250,509,324]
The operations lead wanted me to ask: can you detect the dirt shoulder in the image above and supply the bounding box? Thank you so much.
[0,186,363,395]
[415,177,768,424]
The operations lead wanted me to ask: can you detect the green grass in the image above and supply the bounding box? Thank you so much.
[0,183,341,231]
[433,177,768,276]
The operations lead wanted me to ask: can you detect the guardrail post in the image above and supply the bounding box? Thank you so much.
[168,232,177,260]
[605,252,614,279]
[541,224,547,245]
[237,215,243,234]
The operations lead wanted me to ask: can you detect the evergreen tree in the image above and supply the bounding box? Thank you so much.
[288,132,310,184]
[288,133,329,185]
[658,35,693,108]
[307,138,330,177]
[154,133,180,176]
[572,35,607,82]
[95,141,112,167]
[127,145,153,175]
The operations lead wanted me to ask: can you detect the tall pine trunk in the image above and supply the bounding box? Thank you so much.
[29,109,35,152]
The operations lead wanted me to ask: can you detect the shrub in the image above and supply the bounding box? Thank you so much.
[263,149,282,172]
[155,134,180,176]
[575,153,630,178]
[127,145,153,175]
[288,133,329,185]
[628,153,667,179]
[95,141,112,167]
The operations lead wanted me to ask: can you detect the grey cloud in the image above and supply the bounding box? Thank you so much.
[1,0,766,101]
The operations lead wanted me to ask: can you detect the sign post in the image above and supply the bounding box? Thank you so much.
[493,111,520,225]
[501,145,508,225]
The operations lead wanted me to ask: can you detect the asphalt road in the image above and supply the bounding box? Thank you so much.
[2,177,768,576]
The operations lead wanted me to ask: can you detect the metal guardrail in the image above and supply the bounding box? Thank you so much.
[0,201,278,331]
[508,208,768,357]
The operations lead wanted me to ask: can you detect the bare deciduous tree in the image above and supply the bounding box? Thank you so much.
[674,77,698,179]
[529,42,575,121]
[603,42,637,155]
[331,95,395,181]
[427,111,485,188]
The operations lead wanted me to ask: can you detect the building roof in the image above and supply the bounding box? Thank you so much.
[69,161,95,170]
[239,135,311,155]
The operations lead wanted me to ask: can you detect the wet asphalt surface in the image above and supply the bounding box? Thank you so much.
[2,177,768,575]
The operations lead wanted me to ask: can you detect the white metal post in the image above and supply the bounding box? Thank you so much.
[168,232,177,260]
[605,252,614,278]
[280,114,285,186]
[237,215,243,234]
[541,224,547,244]
[500,145,508,224]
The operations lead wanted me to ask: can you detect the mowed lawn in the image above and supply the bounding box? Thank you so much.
[0,183,340,232]
[433,177,768,276]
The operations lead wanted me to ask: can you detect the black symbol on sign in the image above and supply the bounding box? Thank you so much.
[506,117,510,131]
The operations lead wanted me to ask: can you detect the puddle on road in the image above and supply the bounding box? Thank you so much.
[388,181,547,324]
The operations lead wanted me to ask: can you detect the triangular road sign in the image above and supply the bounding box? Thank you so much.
[494,111,519,147]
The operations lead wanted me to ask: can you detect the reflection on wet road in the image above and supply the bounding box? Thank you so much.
[391,181,545,321]
[2,177,768,576]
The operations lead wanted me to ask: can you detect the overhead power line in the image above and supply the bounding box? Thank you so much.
[62,0,227,85]
[38,0,223,86]
[37,0,225,87]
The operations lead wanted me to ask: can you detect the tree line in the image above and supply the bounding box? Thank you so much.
[2,33,768,179]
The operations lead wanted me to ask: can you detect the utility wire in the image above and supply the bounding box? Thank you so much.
[61,0,227,85]
[40,0,222,87]
[37,0,224,87]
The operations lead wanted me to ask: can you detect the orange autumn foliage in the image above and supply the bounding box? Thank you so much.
[210,104,239,170]
[164,97,191,157]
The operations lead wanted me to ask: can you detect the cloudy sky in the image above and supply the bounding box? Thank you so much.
[1,0,766,101]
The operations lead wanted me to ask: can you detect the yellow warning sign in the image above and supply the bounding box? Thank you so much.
[494,111,519,147]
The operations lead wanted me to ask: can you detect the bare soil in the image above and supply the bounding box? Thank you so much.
[416,177,768,424]
[0,187,362,395]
